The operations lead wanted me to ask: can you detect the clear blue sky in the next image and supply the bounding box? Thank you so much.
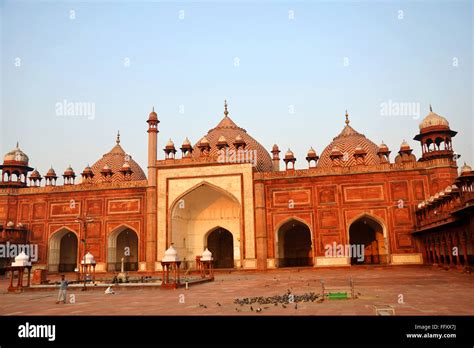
[1,0,472,175]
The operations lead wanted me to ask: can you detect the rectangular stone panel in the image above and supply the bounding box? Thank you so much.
[343,185,384,202]
[412,180,426,201]
[272,189,311,207]
[107,199,140,214]
[319,210,339,229]
[86,199,103,216]
[50,201,81,217]
[32,203,46,220]
[318,186,337,204]
[20,203,29,221]
[390,181,409,201]
[86,222,101,238]
[393,207,412,225]
[30,223,44,241]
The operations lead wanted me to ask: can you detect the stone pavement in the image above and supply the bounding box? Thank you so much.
[0,266,472,315]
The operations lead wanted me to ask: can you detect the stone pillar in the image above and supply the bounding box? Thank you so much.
[254,182,268,271]
[461,232,469,267]
[433,238,439,266]
[424,238,432,264]
[440,237,448,267]
[455,232,462,271]
[446,234,454,268]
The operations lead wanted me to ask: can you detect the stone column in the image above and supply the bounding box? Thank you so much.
[446,234,454,268]
[440,237,448,267]
[461,231,469,267]
[433,237,439,266]
[424,238,432,264]
[455,232,462,271]
[254,182,268,271]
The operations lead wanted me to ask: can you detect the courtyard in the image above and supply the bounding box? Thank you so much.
[0,265,472,316]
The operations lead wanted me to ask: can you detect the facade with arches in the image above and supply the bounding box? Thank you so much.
[0,102,473,273]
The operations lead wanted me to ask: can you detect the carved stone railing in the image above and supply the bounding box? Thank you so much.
[254,157,456,180]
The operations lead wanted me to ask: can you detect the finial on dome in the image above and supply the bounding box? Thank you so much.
[345,110,349,125]
[16,141,19,148]
[116,130,120,144]
[430,104,433,112]
[224,100,229,117]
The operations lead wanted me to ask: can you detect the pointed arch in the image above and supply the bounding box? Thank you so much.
[275,217,314,267]
[48,227,79,272]
[107,224,139,271]
[169,180,240,212]
[347,213,390,264]
[169,180,242,269]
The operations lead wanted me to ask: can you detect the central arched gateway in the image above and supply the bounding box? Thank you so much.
[48,228,78,272]
[207,227,234,268]
[349,215,387,265]
[170,182,241,269]
[277,219,313,267]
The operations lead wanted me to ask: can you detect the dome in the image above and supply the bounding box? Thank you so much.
[460,162,473,175]
[162,244,179,262]
[166,139,175,148]
[3,142,29,165]
[201,248,213,261]
[90,134,146,183]
[82,165,93,174]
[285,149,295,159]
[148,107,158,122]
[182,137,191,146]
[400,140,411,151]
[63,165,75,176]
[30,169,41,179]
[307,147,317,156]
[419,107,449,130]
[45,167,57,178]
[192,103,273,172]
[318,115,380,168]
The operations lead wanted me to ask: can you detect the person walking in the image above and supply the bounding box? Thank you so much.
[56,274,68,304]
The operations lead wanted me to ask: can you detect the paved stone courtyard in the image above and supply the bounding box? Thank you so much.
[0,266,473,316]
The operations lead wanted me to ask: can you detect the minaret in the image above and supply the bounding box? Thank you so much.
[146,107,159,272]
[147,107,159,184]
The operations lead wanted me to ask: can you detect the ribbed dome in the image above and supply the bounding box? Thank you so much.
[419,109,449,130]
[192,105,273,172]
[318,121,380,168]
[45,167,57,178]
[3,143,29,165]
[30,169,41,179]
[90,135,146,183]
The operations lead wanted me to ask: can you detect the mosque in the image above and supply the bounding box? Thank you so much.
[0,102,472,273]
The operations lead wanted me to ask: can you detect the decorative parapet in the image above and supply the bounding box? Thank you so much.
[254,157,456,180]
[0,180,148,195]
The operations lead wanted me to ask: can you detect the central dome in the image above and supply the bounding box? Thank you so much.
[318,114,381,168]
[192,102,273,172]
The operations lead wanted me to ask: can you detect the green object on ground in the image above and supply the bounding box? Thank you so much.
[328,292,348,300]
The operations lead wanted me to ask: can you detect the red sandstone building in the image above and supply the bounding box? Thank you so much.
[0,103,472,273]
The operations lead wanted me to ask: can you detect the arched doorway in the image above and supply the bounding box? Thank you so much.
[277,219,313,267]
[48,228,78,272]
[170,182,241,268]
[107,226,139,271]
[207,227,234,268]
[349,215,386,265]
